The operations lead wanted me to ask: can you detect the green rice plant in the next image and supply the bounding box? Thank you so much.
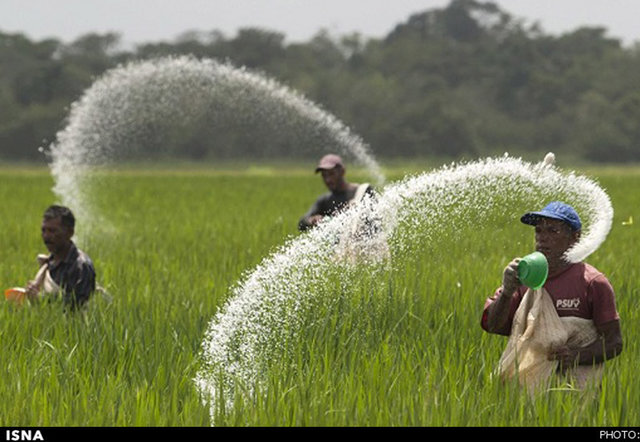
[0,165,637,427]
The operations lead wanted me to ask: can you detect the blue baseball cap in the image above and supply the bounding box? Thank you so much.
[521,201,582,231]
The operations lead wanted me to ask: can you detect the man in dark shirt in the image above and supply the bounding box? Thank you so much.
[298,153,375,231]
[25,205,96,309]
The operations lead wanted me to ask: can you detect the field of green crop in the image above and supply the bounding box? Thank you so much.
[0,163,637,427]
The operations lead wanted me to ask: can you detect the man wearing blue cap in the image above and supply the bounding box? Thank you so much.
[481,201,622,388]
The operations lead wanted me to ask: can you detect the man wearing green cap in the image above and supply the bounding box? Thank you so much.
[481,201,622,388]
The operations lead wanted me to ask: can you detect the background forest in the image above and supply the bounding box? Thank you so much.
[2,0,640,163]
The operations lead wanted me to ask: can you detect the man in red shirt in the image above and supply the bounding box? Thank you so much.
[481,201,622,378]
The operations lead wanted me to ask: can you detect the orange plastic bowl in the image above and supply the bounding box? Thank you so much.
[5,287,27,304]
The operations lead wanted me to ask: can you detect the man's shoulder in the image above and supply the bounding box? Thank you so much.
[580,262,608,283]
[351,183,376,198]
[562,262,611,290]
[74,247,95,270]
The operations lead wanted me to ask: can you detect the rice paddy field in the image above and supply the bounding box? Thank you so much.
[0,162,638,427]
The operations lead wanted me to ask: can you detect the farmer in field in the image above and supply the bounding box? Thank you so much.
[298,153,375,231]
[481,201,622,390]
[24,205,96,310]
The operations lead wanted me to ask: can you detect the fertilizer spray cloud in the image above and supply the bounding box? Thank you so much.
[47,56,385,226]
[42,55,614,420]
[195,154,613,419]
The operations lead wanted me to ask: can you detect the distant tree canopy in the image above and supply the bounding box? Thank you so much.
[1,0,639,163]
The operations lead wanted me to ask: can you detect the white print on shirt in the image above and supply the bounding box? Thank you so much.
[556,298,581,310]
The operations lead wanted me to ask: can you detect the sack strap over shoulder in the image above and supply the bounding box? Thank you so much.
[353,183,370,204]
[32,260,61,296]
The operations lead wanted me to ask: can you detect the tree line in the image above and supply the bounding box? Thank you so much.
[2,0,640,163]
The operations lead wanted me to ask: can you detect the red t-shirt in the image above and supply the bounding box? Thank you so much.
[481,262,619,336]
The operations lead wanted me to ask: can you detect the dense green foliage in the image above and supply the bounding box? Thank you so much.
[2,0,640,163]
[0,165,637,426]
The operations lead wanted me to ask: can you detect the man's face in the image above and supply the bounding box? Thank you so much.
[320,166,345,192]
[534,218,579,264]
[41,216,73,255]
